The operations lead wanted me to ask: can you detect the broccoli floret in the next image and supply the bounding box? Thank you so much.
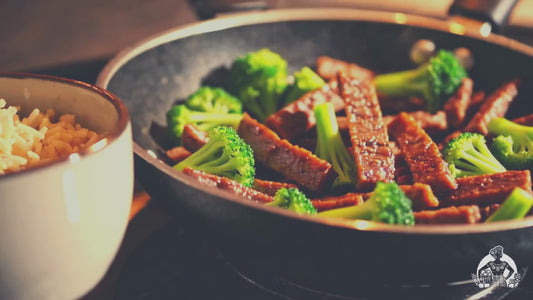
[185,86,242,113]
[174,126,255,187]
[373,49,467,113]
[313,102,355,188]
[317,182,415,225]
[266,187,317,215]
[442,132,506,178]
[488,117,533,170]
[284,67,326,105]
[226,48,289,122]
[166,104,243,145]
[486,187,533,222]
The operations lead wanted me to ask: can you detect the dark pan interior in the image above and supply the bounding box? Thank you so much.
[107,19,533,154]
[103,15,533,290]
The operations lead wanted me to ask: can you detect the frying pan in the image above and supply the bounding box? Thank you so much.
[96,0,533,293]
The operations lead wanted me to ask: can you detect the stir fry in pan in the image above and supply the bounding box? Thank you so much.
[163,46,533,225]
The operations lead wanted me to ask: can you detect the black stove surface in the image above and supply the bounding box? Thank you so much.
[112,219,533,300]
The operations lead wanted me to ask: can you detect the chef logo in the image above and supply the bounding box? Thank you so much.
[472,245,522,288]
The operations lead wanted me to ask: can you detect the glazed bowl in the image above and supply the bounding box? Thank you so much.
[0,73,133,300]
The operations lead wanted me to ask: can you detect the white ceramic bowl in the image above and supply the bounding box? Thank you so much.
[0,73,133,300]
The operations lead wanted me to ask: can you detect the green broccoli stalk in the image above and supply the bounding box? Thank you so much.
[488,117,533,170]
[166,104,243,145]
[442,132,506,178]
[174,126,255,187]
[284,66,326,105]
[185,86,242,113]
[486,187,533,222]
[373,49,467,113]
[314,102,355,189]
[317,182,415,225]
[266,187,317,215]
[226,48,289,122]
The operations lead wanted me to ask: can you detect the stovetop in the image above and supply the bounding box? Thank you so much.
[112,219,533,300]
[31,24,533,300]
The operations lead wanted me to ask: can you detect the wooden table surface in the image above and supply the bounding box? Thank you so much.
[1,0,197,72]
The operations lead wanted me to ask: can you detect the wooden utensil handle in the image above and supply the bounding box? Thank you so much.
[449,0,519,33]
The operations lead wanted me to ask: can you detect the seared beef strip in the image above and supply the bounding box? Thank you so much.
[479,204,502,222]
[414,205,481,224]
[444,77,473,128]
[512,113,533,126]
[264,80,343,141]
[382,110,448,136]
[390,141,413,185]
[166,146,192,163]
[388,112,457,192]
[182,167,273,203]
[378,95,427,115]
[316,56,375,81]
[439,130,461,150]
[238,113,337,193]
[181,123,208,152]
[399,183,440,211]
[311,183,438,212]
[394,156,412,185]
[337,110,448,140]
[438,170,532,207]
[338,72,395,190]
[464,79,520,135]
[463,90,486,125]
[311,193,364,212]
[252,179,298,196]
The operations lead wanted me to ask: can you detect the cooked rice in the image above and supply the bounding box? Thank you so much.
[0,98,100,175]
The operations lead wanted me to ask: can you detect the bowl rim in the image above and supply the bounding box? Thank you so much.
[0,72,130,179]
[96,7,533,235]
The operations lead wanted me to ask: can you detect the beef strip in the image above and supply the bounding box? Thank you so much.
[338,72,395,191]
[382,110,448,136]
[470,90,486,107]
[388,112,457,192]
[439,130,461,151]
[464,90,486,125]
[393,151,413,185]
[399,183,440,211]
[165,146,192,163]
[512,113,533,126]
[181,123,208,152]
[311,183,437,212]
[390,141,413,184]
[464,79,520,135]
[252,179,298,196]
[479,203,501,222]
[238,113,337,193]
[437,170,532,207]
[311,193,364,212]
[444,77,473,128]
[264,79,343,141]
[378,95,426,114]
[182,167,274,203]
[338,110,448,139]
[316,56,375,81]
[291,136,317,152]
[414,205,481,224]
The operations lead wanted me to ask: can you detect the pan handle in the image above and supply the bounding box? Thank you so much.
[448,0,518,33]
[189,0,519,33]
[189,0,271,20]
